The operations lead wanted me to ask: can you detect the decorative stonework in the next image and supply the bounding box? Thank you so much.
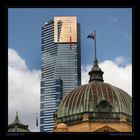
[54,120,132,132]
[95,125,118,132]
[82,114,89,121]
[54,123,68,132]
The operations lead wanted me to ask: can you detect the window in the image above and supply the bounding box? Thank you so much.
[42,46,44,51]
[96,100,112,119]
[56,86,60,92]
[40,103,45,109]
[41,73,44,78]
[96,100,112,112]
[55,79,61,85]
[40,111,44,116]
[41,96,44,102]
[41,81,44,87]
[55,94,60,100]
[41,66,44,71]
[41,88,44,94]
[56,101,60,107]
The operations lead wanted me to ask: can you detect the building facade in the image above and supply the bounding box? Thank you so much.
[40,16,81,132]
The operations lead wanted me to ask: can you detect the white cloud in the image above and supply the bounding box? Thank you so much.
[114,56,128,66]
[8,48,27,71]
[81,57,132,97]
[8,48,41,132]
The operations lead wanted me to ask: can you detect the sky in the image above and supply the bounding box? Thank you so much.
[8,8,132,132]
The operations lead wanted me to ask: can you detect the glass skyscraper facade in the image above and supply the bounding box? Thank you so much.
[40,16,81,132]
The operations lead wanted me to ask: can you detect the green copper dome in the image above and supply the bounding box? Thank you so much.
[57,81,132,119]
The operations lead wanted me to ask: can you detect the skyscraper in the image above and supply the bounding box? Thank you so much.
[40,16,81,132]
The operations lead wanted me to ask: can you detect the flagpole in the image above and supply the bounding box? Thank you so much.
[94,30,98,66]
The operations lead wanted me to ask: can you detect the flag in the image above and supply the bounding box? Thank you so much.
[87,33,95,39]
[36,114,38,127]
[70,35,72,50]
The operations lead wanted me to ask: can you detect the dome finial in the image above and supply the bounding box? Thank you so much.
[15,111,19,121]
[87,30,104,82]
[13,111,20,124]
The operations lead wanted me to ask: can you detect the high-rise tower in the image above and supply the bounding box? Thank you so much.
[40,16,81,132]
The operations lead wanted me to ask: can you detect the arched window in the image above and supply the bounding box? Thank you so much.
[96,100,112,112]
[96,100,112,119]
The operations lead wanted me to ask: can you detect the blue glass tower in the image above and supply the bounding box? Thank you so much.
[40,17,81,132]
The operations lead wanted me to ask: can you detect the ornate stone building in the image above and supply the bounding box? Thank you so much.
[8,112,31,132]
[54,31,132,132]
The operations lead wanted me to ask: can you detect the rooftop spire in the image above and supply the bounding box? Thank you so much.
[8,112,30,132]
[87,30,104,82]
[14,111,21,124]
[15,111,19,120]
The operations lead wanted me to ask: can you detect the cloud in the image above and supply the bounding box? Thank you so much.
[8,48,41,132]
[114,56,128,66]
[107,16,118,23]
[8,48,27,71]
[81,57,132,97]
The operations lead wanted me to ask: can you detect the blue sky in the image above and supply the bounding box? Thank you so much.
[8,8,132,69]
